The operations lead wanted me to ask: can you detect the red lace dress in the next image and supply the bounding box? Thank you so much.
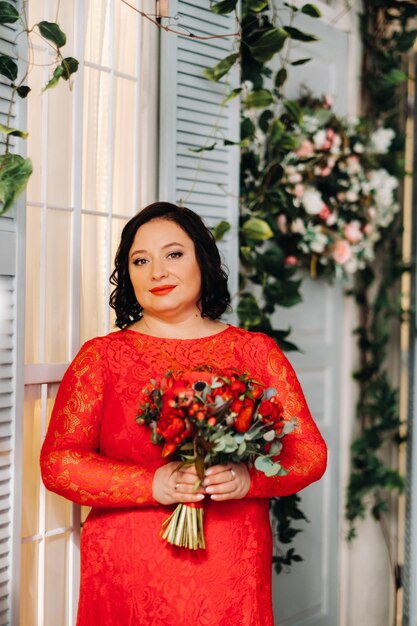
[40,325,327,626]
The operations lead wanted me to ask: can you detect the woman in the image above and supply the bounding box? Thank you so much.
[41,201,327,626]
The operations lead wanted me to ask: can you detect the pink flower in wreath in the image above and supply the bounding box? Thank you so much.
[332,239,353,265]
[319,204,331,220]
[293,183,305,198]
[296,139,315,158]
[285,256,298,266]
[344,221,363,244]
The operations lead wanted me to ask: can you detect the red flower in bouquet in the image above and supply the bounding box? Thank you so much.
[137,369,297,550]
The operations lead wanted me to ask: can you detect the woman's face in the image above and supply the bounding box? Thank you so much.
[128,218,202,321]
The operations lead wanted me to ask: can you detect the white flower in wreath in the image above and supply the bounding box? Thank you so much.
[302,187,324,215]
[291,218,306,234]
[368,169,398,209]
[330,134,342,154]
[303,114,320,134]
[346,155,362,175]
[370,127,395,154]
[303,225,328,254]
[313,129,327,149]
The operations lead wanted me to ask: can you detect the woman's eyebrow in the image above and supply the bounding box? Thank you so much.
[130,242,186,257]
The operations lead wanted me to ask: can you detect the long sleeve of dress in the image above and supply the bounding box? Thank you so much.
[40,340,158,508]
[246,335,327,498]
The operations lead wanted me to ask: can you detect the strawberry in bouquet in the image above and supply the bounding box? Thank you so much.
[136,369,297,550]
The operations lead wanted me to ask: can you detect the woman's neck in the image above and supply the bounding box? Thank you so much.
[131,313,227,339]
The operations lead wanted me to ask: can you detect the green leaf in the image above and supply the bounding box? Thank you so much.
[301,3,321,17]
[222,87,242,104]
[275,68,288,88]
[189,142,217,153]
[210,0,238,14]
[244,89,273,108]
[237,293,263,327]
[254,456,284,477]
[0,153,33,214]
[0,1,19,24]
[37,21,67,48]
[16,85,31,98]
[270,119,285,144]
[0,55,18,81]
[290,57,312,66]
[284,100,303,125]
[381,68,408,86]
[43,64,65,91]
[242,216,274,240]
[213,220,231,241]
[249,29,289,62]
[0,123,28,138]
[284,2,299,11]
[241,117,256,140]
[61,57,79,79]
[257,110,272,133]
[245,0,269,10]
[204,53,238,82]
[284,26,319,42]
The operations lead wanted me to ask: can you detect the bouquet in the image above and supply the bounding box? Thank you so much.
[136,369,296,550]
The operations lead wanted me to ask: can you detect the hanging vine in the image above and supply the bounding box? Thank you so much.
[205,0,417,577]
[0,1,78,214]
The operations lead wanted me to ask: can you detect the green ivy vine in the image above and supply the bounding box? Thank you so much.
[206,0,417,578]
[0,1,78,214]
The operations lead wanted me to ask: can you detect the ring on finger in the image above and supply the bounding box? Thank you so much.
[174,482,180,491]
[229,468,236,479]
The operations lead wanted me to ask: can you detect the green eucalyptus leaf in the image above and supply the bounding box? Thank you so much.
[0,153,33,214]
[37,21,67,48]
[16,85,31,98]
[291,57,312,66]
[0,55,18,81]
[284,26,318,42]
[0,123,28,138]
[244,89,273,108]
[210,0,238,14]
[254,455,282,477]
[213,220,231,241]
[0,1,19,24]
[242,216,273,240]
[249,29,289,62]
[301,3,322,17]
[204,53,238,82]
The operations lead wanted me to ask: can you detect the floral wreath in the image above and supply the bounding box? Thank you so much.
[274,96,399,279]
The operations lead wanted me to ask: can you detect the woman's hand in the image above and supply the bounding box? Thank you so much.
[203,463,250,501]
[152,462,206,506]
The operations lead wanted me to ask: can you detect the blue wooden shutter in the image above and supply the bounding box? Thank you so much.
[158,0,240,307]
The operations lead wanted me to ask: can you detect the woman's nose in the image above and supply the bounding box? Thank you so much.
[151,259,168,280]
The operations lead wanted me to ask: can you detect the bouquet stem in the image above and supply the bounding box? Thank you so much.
[160,503,206,550]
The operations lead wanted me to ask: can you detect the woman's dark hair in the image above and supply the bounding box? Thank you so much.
[109,202,231,328]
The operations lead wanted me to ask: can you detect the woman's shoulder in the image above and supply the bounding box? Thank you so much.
[227,325,280,350]
[76,329,131,356]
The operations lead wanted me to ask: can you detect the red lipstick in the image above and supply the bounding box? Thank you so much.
[149,285,176,296]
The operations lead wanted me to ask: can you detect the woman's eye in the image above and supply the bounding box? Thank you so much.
[133,258,148,266]
[168,251,183,259]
